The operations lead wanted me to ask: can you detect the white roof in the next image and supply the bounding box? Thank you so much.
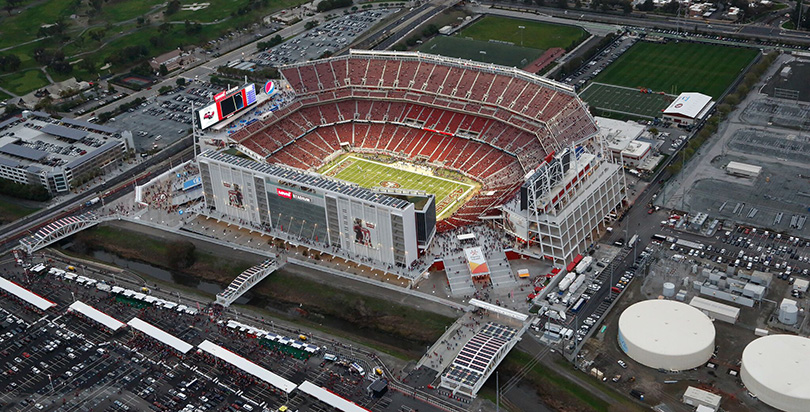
[596,117,645,151]
[684,386,722,407]
[726,161,762,174]
[663,92,713,118]
[468,298,529,321]
[127,317,193,354]
[197,340,297,393]
[298,381,370,412]
[0,276,56,311]
[741,335,810,410]
[68,301,126,331]
[690,296,741,319]
[619,300,714,359]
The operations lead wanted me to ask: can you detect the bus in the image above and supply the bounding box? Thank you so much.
[571,298,586,313]
[651,234,667,243]
[626,234,639,249]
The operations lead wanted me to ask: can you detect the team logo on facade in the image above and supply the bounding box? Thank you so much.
[674,103,683,108]
[380,180,401,188]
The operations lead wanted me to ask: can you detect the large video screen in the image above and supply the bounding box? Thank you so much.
[197,103,219,130]
[196,84,256,130]
[219,92,245,119]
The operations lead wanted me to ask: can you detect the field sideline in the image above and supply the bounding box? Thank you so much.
[320,156,474,219]
[592,41,758,98]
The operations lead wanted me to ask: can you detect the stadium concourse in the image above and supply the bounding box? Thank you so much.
[230,50,596,232]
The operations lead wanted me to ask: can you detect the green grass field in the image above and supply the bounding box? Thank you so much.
[419,36,541,68]
[320,156,474,218]
[580,82,675,118]
[458,16,587,51]
[0,69,49,96]
[593,41,758,98]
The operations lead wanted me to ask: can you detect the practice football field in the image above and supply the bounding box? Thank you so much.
[592,41,758,98]
[320,156,474,218]
[579,82,675,118]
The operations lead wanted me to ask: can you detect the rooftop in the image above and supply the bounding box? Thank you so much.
[0,112,125,176]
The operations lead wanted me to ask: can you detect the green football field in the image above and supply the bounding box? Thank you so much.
[320,156,474,218]
[593,41,758,98]
[579,82,675,118]
[458,16,588,51]
[419,36,541,68]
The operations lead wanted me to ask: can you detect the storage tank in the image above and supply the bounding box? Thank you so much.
[663,282,676,297]
[778,299,798,325]
[741,335,810,412]
[617,300,715,371]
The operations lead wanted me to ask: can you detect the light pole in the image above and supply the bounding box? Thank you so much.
[518,26,525,47]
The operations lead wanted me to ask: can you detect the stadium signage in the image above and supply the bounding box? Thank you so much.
[264,80,275,95]
[292,193,311,202]
[276,188,311,202]
[214,91,227,102]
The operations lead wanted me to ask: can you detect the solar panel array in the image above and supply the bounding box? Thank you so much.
[442,322,518,387]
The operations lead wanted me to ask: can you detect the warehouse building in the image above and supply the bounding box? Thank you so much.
[683,386,722,411]
[689,296,740,324]
[0,111,131,193]
[198,151,425,269]
[662,92,714,126]
[725,161,762,178]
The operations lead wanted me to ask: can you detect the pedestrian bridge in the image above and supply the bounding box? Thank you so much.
[19,213,102,255]
[215,257,286,307]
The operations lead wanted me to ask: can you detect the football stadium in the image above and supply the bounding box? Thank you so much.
[201,50,625,271]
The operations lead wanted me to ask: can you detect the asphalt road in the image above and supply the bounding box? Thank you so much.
[478,2,810,47]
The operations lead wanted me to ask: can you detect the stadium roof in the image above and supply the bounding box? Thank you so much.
[663,92,713,119]
[127,317,193,354]
[0,143,48,161]
[0,276,56,311]
[469,299,529,321]
[41,124,88,141]
[199,151,411,210]
[197,340,297,393]
[68,301,126,331]
[297,381,370,412]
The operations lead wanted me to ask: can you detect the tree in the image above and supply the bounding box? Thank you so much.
[557,0,568,9]
[159,64,168,76]
[166,0,181,15]
[534,0,545,6]
[90,0,103,11]
[636,0,654,11]
[622,0,632,13]
[166,240,196,269]
[0,54,21,72]
[648,127,659,137]
[176,77,186,86]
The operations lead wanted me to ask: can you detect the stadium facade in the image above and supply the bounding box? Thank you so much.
[211,50,624,267]
[501,148,624,264]
[198,151,422,268]
[0,111,131,193]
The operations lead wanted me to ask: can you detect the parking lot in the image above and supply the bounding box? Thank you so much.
[0,255,441,412]
[111,83,226,153]
[254,9,398,67]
